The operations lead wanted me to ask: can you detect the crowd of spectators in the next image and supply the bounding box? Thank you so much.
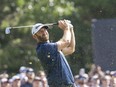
[0,64,116,87]
[74,64,116,87]
[0,66,48,87]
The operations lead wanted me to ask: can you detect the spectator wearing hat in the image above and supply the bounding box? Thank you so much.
[33,76,43,87]
[0,78,10,87]
[21,68,35,87]
[74,68,89,87]
[18,66,28,85]
[11,75,21,87]
[74,75,89,87]
[91,75,100,87]
[19,66,27,73]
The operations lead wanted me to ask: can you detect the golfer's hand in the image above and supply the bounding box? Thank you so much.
[58,19,70,30]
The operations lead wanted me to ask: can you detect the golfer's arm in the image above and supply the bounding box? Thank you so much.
[62,27,76,55]
[56,27,71,51]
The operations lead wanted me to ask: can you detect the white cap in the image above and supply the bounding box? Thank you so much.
[34,76,41,81]
[92,74,99,80]
[19,66,27,73]
[12,75,20,81]
[32,23,48,35]
[1,78,8,83]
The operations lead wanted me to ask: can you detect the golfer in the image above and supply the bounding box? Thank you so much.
[32,19,76,87]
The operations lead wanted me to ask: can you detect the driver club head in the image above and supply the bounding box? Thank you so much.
[5,27,11,34]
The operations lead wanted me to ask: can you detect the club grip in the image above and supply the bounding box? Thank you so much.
[53,20,71,25]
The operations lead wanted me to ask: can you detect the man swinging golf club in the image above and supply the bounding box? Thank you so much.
[32,19,76,87]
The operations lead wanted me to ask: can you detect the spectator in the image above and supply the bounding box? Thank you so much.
[74,75,89,87]
[0,72,9,79]
[74,75,79,86]
[36,71,48,87]
[21,68,35,87]
[91,75,100,87]
[101,75,111,87]
[11,75,21,87]
[33,76,42,87]
[0,78,10,87]
[110,76,116,87]
[88,64,104,79]
[18,66,28,85]
[110,72,116,87]
[87,78,93,87]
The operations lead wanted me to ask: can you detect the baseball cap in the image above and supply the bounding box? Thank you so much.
[32,23,48,35]
[92,75,99,80]
[19,66,27,73]
[34,76,41,81]
[26,68,34,74]
[1,78,8,83]
[12,75,20,81]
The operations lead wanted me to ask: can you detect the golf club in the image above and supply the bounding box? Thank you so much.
[5,23,57,34]
[5,20,71,34]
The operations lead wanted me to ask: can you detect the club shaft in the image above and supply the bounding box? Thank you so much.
[43,23,58,26]
[10,23,57,29]
[11,25,33,29]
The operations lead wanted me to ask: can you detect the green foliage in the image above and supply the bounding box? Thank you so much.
[0,0,116,75]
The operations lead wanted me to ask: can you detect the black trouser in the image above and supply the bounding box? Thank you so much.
[49,84,75,87]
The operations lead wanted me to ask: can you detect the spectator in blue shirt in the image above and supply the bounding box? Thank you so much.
[32,19,76,87]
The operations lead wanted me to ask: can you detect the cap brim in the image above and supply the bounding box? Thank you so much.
[35,25,48,33]
[42,26,48,29]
